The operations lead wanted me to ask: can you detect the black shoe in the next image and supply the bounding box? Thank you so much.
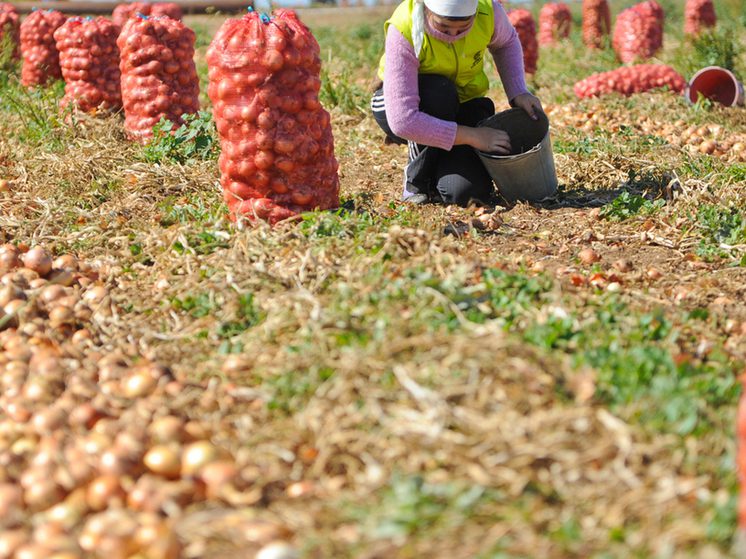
[403,193,429,205]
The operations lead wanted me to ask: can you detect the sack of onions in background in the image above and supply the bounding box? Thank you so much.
[0,3,20,67]
[612,0,664,64]
[117,14,199,143]
[55,16,122,114]
[574,64,686,99]
[207,9,339,226]
[20,9,67,87]
[507,9,538,75]
[112,2,183,30]
[684,0,716,37]
[538,3,571,47]
[581,0,610,49]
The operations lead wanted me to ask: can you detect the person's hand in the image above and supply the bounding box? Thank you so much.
[456,126,511,154]
[511,92,544,120]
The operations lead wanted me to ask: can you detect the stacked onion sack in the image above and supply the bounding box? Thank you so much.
[684,0,716,36]
[582,0,610,49]
[0,3,20,63]
[54,17,122,113]
[574,64,685,98]
[207,9,339,225]
[538,3,572,47]
[19,9,67,87]
[612,0,664,64]
[112,2,183,29]
[117,14,199,142]
[507,9,538,74]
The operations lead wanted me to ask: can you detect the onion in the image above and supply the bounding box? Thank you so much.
[256,542,299,559]
[0,530,30,558]
[181,441,220,476]
[199,460,238,499]
[578,248,601,265]
[143,445,181,478]
[147,415,185,443]
[86,475,125,511]
[22,247,53,278]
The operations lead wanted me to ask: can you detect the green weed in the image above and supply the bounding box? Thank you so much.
[0,75,67,147]
[359,475,492,541]
[599,190,665,221]
[142,110,219,164]
[695,204,746,264]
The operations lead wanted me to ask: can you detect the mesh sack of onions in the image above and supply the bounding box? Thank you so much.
[581,0,610,49]
[20,9,67,87]
[207,9,339,225]
[507,9,538,74]
[538,3,571,47]
[55,17,122,113]
[612,1,664,64]
[118,14,199,143]
[574,64,685,98]
[684,0,716,36]
[0,3,20,63]
[112,2,183,30]
[150,3,183,20]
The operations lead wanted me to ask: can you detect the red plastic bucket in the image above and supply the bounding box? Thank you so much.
[686,66,745,107]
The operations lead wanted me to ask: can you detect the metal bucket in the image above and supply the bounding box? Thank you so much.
[477,108,558,202]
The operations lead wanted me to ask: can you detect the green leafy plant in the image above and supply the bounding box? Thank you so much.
[599,191,665,221]
[680,27,741,77]
[142,110,218,164]
[0,26,17,72]
[695,204,746,263]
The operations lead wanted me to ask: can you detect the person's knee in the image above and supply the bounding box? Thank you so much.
[418,74,459,121]
[437,176,491,206]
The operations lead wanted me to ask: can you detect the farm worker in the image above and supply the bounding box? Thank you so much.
[371,0,543,205]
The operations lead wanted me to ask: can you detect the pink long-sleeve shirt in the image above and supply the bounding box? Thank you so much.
[383,0,528,150]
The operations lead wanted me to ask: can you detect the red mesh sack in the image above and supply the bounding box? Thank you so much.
[150,3,183,21]
[507,9,538,74]
[206,9,339,225]
[582,0,610,49]
[20,9,67,87]
[684,0,716,36]
[55,17,122,113]
[538,3,571,46]
[118,15,199,142]
[573,64,685,98]
[612,1,664,64]
[0,3,20,62]
[113,3,183,30]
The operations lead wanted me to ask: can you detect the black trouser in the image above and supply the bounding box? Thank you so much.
[371,74,495,206]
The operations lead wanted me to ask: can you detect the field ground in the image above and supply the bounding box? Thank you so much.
[1,1,746,557]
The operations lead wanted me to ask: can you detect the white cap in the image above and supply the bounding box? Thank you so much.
[423,0,478,18]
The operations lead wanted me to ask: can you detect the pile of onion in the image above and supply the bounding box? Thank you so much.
[0,243,301,557]
[19,9,67,87]
[207,9,339,225]
[538,3,572,47]
[117,14,199,142]
[54,16,122,113]
[581,0,611,49]
[507,9,538,74]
